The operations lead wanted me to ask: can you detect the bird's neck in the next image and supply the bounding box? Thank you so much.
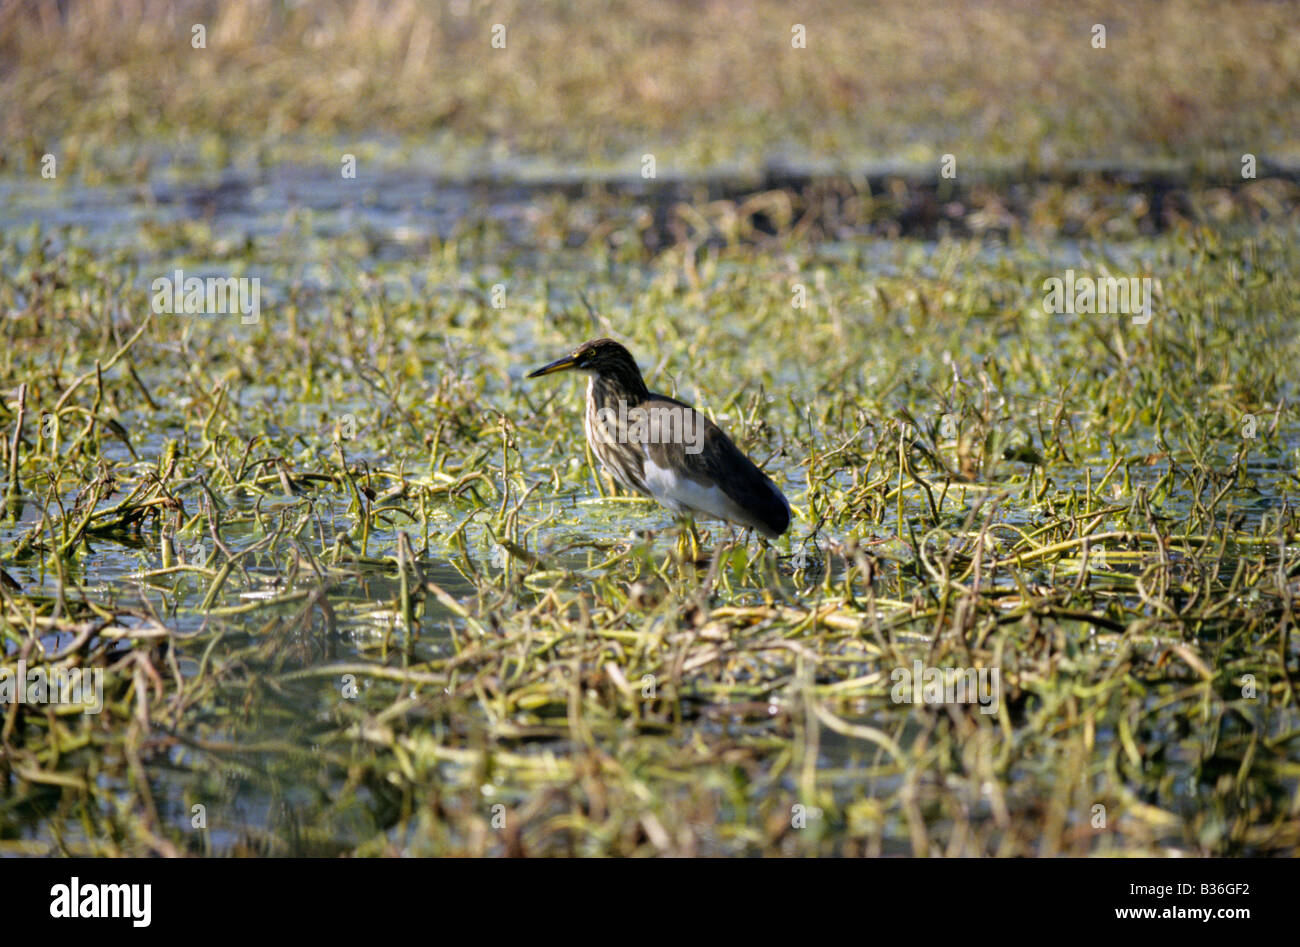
[588,372,649,411]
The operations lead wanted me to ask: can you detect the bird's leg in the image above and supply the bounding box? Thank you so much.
[671,516,705,564]
[687,518,706,563]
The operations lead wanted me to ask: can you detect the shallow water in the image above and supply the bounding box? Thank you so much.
[3,156,1298,856]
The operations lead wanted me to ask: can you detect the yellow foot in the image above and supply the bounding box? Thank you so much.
[671,520,709,566]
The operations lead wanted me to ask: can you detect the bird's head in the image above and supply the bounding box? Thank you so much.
[527,338,647,394]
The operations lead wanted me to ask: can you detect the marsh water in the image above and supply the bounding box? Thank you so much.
[4,154,1299,855]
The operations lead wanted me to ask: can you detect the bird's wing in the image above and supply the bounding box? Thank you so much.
[642,395,790,536]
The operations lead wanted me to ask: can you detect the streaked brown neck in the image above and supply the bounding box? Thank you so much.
[588,364,650,410]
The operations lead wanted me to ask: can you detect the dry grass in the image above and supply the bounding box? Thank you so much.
[3,0,1299,176]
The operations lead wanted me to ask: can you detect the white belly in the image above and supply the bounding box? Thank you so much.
[643,456,757,528]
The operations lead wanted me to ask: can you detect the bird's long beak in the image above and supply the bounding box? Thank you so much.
[527,354,580,378]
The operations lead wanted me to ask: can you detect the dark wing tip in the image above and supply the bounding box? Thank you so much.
[750,474,791,537]
[697,421,791,537]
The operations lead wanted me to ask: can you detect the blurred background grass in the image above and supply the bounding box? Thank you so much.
[3,0,1298,179]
